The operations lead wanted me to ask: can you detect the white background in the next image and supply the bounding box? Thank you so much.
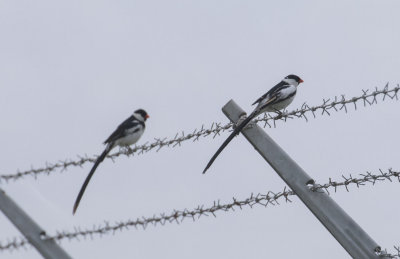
[1,1,399,258]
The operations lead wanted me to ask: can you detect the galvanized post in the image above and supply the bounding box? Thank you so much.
[0,188,72,259]
[222,100,381,259]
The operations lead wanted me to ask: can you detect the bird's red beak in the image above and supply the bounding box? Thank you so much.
[299,79,304,84]
[146,114,150,119]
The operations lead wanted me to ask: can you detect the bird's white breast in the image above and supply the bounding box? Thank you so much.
[264,95,295,112]
[260,85,297,113]
[115,128,144,147]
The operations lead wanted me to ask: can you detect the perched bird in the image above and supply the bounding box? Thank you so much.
[73,109,149,214]
[202,74,303,174]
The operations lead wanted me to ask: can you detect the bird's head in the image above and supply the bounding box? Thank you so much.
[134,109,150,121]
[283,74,304,86]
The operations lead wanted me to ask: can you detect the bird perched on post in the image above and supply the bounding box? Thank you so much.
[202,74,303,174]
[73,109,149,214]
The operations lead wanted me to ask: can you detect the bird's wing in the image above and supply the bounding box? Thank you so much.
[103,116,144,144]
[254,84,296,113]
[252,81,287,105]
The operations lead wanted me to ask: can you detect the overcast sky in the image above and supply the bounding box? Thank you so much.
[1,0,399,258]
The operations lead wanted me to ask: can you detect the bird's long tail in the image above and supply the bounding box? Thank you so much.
[73,144,113,214]
[202,112,257,174]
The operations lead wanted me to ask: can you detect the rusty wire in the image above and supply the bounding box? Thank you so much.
[1,84,399,183]
[1,168,398,254]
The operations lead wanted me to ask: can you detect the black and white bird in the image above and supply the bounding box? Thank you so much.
[73,109,149,214]
[202,74,303,174]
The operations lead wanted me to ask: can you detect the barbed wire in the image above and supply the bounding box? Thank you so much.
[1,84,398,183]
[0,238,28,252]
[381,247,400,258]
[1,168,398,253]
[310,168,400,194]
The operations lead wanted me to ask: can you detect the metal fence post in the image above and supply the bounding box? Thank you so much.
[0,188,72,259]
[222,100,381,258]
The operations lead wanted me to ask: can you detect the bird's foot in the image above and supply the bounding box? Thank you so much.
[120,146,133,153]
[274,109,283,115]
[273,109,286,119]
[126,146,134,153]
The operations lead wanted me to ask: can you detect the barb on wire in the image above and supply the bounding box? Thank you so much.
[379,246,400,258]
[1,168,398,252]
[0,237,29,252]
[310,168,400,194]
[1,84,399,183]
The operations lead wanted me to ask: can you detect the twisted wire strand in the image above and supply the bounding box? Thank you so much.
[1,84,399,183]
[381,246,400,258]
[1,169,398,254]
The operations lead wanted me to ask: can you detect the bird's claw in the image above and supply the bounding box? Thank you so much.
[274,109,283,115]
[120,146,133,153]
[273,109,286,119]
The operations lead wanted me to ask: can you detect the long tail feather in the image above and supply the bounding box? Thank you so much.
[73,145,112,214]
[202,112,256,174]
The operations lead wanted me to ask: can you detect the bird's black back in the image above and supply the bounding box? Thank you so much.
[252,81,289,105]
[103,115,145,145]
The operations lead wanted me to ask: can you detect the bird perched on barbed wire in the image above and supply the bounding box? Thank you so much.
[73,109,149,214]
[202,74,303,174]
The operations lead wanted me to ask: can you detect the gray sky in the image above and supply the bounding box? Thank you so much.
[1,0,399,258]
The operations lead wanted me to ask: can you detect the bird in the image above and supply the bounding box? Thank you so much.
[72,109,149,214]
[202,74,303,174]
